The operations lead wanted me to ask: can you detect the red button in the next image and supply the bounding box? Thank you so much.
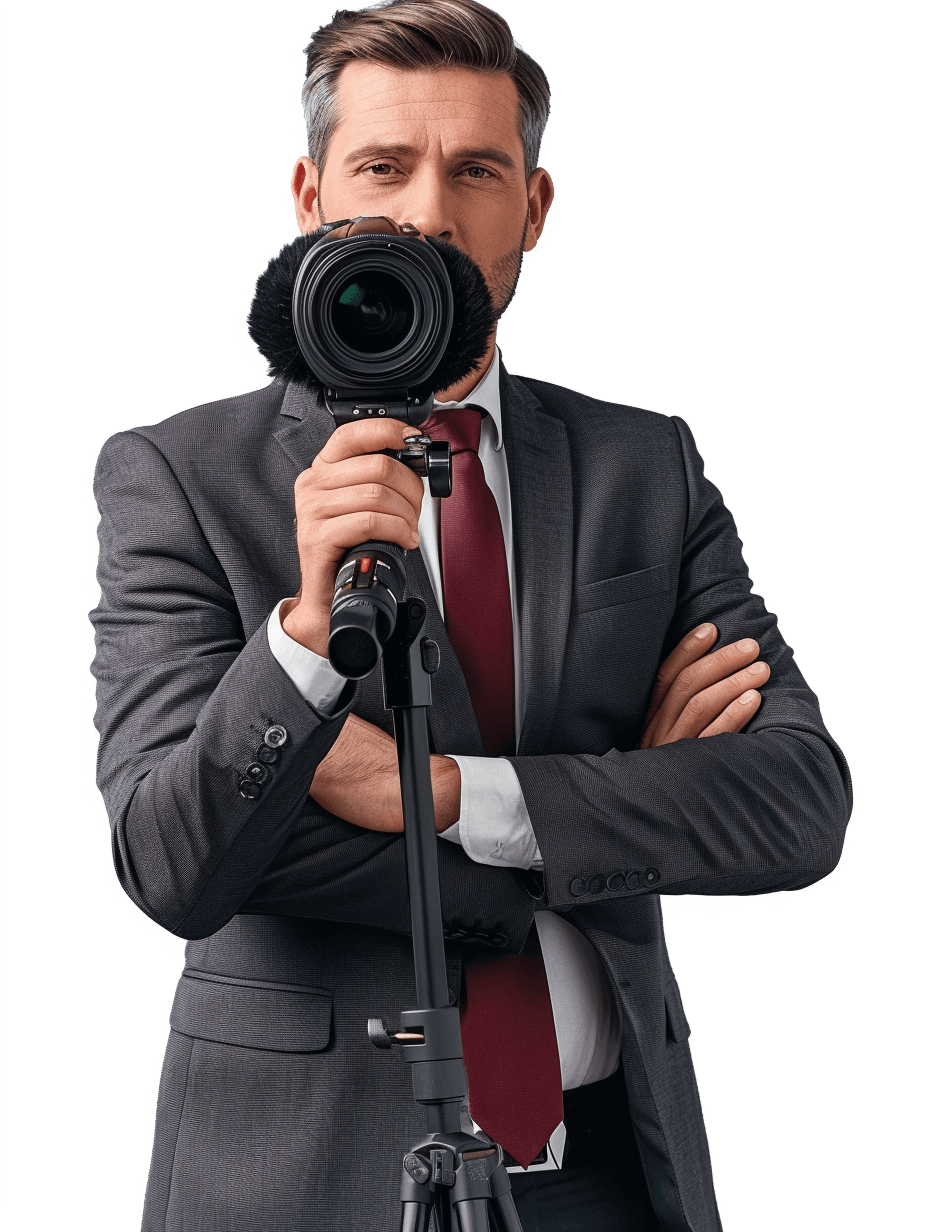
[360,557,371,573]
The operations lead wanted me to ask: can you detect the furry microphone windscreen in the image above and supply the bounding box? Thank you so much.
[247,229,495,393]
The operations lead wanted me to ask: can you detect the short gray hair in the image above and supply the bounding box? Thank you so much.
[301,0,550,177]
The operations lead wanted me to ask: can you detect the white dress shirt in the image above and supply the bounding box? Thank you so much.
[267,349,622,1097]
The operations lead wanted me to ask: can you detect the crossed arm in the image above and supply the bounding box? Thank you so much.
[308,623,772,834]
[91,420,849,942]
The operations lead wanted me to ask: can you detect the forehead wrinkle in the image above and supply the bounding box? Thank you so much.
[333,68,521,149]
[339,103,519,153]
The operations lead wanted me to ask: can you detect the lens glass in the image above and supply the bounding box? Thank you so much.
[331,272,415,355]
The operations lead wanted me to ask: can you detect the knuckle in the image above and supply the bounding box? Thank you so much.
[677,667,697,691]
[684,692,707,717]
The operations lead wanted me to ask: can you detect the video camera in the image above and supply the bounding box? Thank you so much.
[249,215,494,678]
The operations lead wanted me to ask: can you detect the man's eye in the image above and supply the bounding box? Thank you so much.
[367,163,395,176]
[463,166,492,179]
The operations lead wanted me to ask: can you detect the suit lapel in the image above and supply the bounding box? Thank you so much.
[501,370,574,755]
[273,381,336,473]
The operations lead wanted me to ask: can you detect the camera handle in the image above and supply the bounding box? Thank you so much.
[325,436,450,678]
[370,600,524,1232]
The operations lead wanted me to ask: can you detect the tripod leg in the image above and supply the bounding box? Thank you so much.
[451,1199,492,1232]
[400,1201,432,1232]
[490,1191,523,1232]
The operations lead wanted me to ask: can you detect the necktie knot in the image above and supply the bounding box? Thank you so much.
[422,406,484,455]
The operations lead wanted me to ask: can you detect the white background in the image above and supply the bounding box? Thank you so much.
[1,2,924,1228]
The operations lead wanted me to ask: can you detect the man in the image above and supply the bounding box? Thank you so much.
[90,2,851,1229]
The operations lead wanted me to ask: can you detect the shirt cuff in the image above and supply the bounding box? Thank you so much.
[439,756,543,871]
[267,600,348,715]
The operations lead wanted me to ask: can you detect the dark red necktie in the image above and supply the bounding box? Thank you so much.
[424,407,564,1168]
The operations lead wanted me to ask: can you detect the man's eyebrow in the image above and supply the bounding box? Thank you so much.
[344,143,419,164]
[452,146,517,170]
[343,143,517,170]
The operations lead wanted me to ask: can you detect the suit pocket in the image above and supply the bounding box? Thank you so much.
[664,975,691,1044]
[575,564,669,614]
[170,968,332,1053]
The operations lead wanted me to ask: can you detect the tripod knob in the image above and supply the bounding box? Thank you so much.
[368,1017,426,1049]
[367,1018,393,1049]
[421,638,441,674]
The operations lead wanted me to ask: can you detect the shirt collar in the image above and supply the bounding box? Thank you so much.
[432,346,503,451]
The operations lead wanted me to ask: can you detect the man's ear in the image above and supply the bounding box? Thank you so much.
[292,157,323,233]
[523,167,555,253]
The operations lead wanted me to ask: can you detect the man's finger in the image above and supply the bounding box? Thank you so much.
[301,481,422,532]
[698,690,763,738]
[664,661,770,742]
[307,449,426,502]
[316,418,418,465]
[307,509,422,555]
[643,623,718,728]
[644,637,761,745]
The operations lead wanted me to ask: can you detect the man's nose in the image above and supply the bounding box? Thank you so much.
[399,172,455,242]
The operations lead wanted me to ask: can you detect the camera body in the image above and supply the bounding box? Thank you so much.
[291,217,461,676]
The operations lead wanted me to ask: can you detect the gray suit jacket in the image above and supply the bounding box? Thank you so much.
[91,369,851,1231]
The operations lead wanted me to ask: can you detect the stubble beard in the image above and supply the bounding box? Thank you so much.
[486,211,530,321]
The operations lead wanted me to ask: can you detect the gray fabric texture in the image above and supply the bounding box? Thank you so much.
[90,369,851,1232]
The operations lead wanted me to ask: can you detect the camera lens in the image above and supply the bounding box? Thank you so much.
[332,272,414,355]
[291,231,454,390]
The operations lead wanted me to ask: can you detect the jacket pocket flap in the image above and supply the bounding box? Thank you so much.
[575,564,669,614]
[170,970,332,1053]
[664,976,691,1044]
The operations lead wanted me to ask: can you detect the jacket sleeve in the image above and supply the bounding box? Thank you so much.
[506,416,853,908]
[91,429,534,946]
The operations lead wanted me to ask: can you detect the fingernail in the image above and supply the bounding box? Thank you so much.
[748,661,766,675]
[740,690,758,703]
[737,638,756,652]
[694,624,712,639]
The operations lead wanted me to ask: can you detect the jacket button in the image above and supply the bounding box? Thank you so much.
[569,877,588,897]
[239,779,262,801]
[625,871,641,890]
[607,872,626,891]
[587,874,605,895]
[644,867,661,886]
[491,934,508,948]
[263,724,288,748]
[245,762,270,784]
[256,744,279,764]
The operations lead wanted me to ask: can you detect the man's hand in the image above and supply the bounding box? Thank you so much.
[640,624,769,749]
[281,419,425,656]
[309,714,462,834]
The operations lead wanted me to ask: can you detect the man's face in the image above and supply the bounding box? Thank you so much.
[292,62,554,317]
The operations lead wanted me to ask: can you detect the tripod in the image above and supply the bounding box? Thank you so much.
[366,597,525,1232]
